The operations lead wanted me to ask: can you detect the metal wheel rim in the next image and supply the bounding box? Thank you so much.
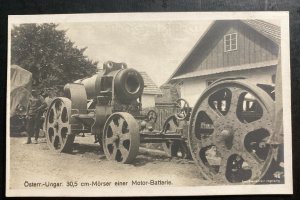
[188,80,275,184]
[45,97,74,152]
[102,112,140,164]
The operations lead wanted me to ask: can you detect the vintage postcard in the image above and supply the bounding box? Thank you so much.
[6,12,293,196]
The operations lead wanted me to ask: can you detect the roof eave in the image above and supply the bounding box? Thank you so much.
[172,60,278,80]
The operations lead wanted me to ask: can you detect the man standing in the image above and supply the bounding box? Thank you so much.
[25,89,47,144]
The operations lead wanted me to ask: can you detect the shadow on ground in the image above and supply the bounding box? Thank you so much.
[12,134,194,167]
[68,141,177,167]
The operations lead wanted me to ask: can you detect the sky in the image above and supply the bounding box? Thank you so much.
[58,21,212,86]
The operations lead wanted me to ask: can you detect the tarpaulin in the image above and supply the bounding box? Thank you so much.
[10,65,32,117]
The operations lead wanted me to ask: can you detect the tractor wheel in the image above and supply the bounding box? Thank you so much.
[188,80,276,184]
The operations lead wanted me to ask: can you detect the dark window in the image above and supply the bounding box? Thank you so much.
[224,33,238,52]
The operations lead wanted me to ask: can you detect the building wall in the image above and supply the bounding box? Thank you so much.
[180,66,276,107]
[181,21,279,75]
[155,84,180,104]
[142,94,156,109]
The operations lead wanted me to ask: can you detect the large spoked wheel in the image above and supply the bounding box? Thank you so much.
[45,97,75,153]
[102,112,140,164]
[162,115,191,159]
[188,80,275,184]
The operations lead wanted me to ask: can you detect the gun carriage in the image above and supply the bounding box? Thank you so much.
[44,61,186,164]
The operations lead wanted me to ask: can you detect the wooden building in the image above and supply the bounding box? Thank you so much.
[167,20,280,107]
[139,71,162,108]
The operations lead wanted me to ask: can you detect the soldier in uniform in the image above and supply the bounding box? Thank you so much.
[25,89,47,144]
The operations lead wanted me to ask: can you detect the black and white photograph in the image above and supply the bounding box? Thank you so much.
[6,12,292,196]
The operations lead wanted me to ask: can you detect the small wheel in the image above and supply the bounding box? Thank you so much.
[162,115,191,159]
[102,112,140,163]
[45,97,75,153]
[147,110,157,123]
[164,141,191,159]
[188,80,276,184]
[175,98,190,120]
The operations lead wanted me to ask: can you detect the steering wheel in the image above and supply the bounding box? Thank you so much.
[147,110,158,123]
[175,98,190,120]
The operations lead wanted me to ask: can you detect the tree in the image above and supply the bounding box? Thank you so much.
[11,23,98,90]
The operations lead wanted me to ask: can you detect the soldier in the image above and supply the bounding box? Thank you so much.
[25,89,47,144]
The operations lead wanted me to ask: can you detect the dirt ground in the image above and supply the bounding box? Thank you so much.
[9,134,213,189]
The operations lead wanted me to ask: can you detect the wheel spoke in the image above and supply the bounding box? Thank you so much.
[51,134,58,147]
[119,145,129,158]
[111,145,118,160]
[241,152,263,180]
[215,142,229,154]
[226,87,246,118]
[233,118,272,152]
[244,117,272,134]
[47,122,55,128]
[60,122,70,129]
[201,135,214,147]
[230,87,245,103]
[58,132,64,146]
[120,132,130,142]
[54,128,60,138]
[57,106,66,122]
[52,125,58,136]
[214,151,231,182]
[199,98,222,121]
[109,121,118,134]
[117,118,125,133]
[105,136,115,145]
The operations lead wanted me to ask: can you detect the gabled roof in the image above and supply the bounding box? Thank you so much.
[242,20,280,44]
[139,71,163,95]
[167,20,280,83]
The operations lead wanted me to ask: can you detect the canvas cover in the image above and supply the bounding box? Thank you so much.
[10,65,32,117]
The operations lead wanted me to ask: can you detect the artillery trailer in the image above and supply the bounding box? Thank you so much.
[45,61,186,164]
